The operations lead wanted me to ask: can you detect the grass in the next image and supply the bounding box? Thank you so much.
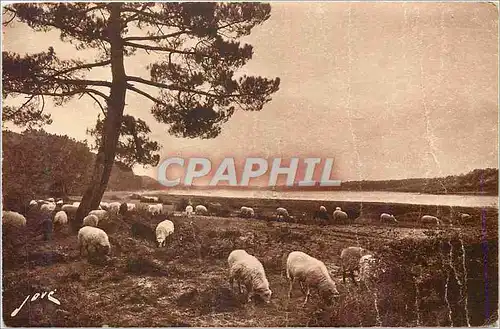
[2,196,498,327]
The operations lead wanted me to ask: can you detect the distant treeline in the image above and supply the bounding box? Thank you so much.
[2,130,163,208]
[340,168,498,195]
[268,168,497,195]
[174,168,498,196]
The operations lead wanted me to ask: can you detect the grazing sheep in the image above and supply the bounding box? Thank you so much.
[155,219,174,247]
[276,207,289,221]
[380,213,398,224]
[195,205,208,215]
[286,251,339,307]
[148,204,162,216]
[2,211,27,228]
[53,211,68,227]
[228,249,272,303]
[127,203,136,212]
[119,202,128,215]
[314,206,329,220]
[83,214,99,227]
[61,204,79,217]
[78,226,111,259]
[141,196,159,203]
[40,202,56,213]
[340,246,371,284]
[333,209,349,224]
[108,202,121,215]
[240,206,255,218]
[185,205,194,216]
[421,215,441,226]
[88,209,109,221]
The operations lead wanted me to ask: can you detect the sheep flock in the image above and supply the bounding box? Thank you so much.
[1,194,493,327]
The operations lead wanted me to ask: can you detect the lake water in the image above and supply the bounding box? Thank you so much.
[144,189,498,208]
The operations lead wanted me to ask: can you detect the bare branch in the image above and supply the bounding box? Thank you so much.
[50,60,111,78]
[2,8,17,26]
[7,88,108,99]
[18,95,37,111]
[86,91,107,116]
[126,75,248,99]
[52,78,112,88]
[126,84,167,106]
[123,41,200,56]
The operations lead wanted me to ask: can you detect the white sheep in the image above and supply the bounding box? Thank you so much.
[78,226,111,259]
[127,203,136,212]
[185,205,194,217]
[421,215,441,226]
[228,249,272,303]
[240,206,255,218]
[88,210,109,221]
[83,214,99,227]
[286,251,339,307]
[61,204,79,217]
[333,209,349,223]
[2,211,27,228]
[319,206,327,213]
[147,204,162,216]
[108,202,121,215]
[195,205,208,215]
[155,219,174,247]
[276,207,289,220]
[335,206,342,211]
[143,196,159,202]
[99,202,109,210]
[340,246,371,284]
[29,200,38,207]
[380,213,398,224]
[53,211,68,226]
[40,202,56,213]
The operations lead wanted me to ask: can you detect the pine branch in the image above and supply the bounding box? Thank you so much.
[126,75,236,98]
[123,41,204,56]
[50,60,112,78]
[85,91,107,116]
[52,78,112,88]
[125,84,167,106]
[123,30,187,42]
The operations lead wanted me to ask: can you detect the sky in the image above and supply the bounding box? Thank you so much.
[2,2,498,183]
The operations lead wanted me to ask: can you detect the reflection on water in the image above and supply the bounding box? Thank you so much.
[145,189,498,208]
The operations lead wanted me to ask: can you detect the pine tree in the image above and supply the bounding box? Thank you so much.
[3,3,280,230]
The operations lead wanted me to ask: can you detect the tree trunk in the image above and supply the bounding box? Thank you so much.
[72,3,127,232]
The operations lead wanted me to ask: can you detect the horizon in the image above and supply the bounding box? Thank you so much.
[3,2,498,183]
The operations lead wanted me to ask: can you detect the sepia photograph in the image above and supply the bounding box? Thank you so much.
[1,2,498,327]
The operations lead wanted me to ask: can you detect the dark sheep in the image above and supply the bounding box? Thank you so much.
[119,202,128,216]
